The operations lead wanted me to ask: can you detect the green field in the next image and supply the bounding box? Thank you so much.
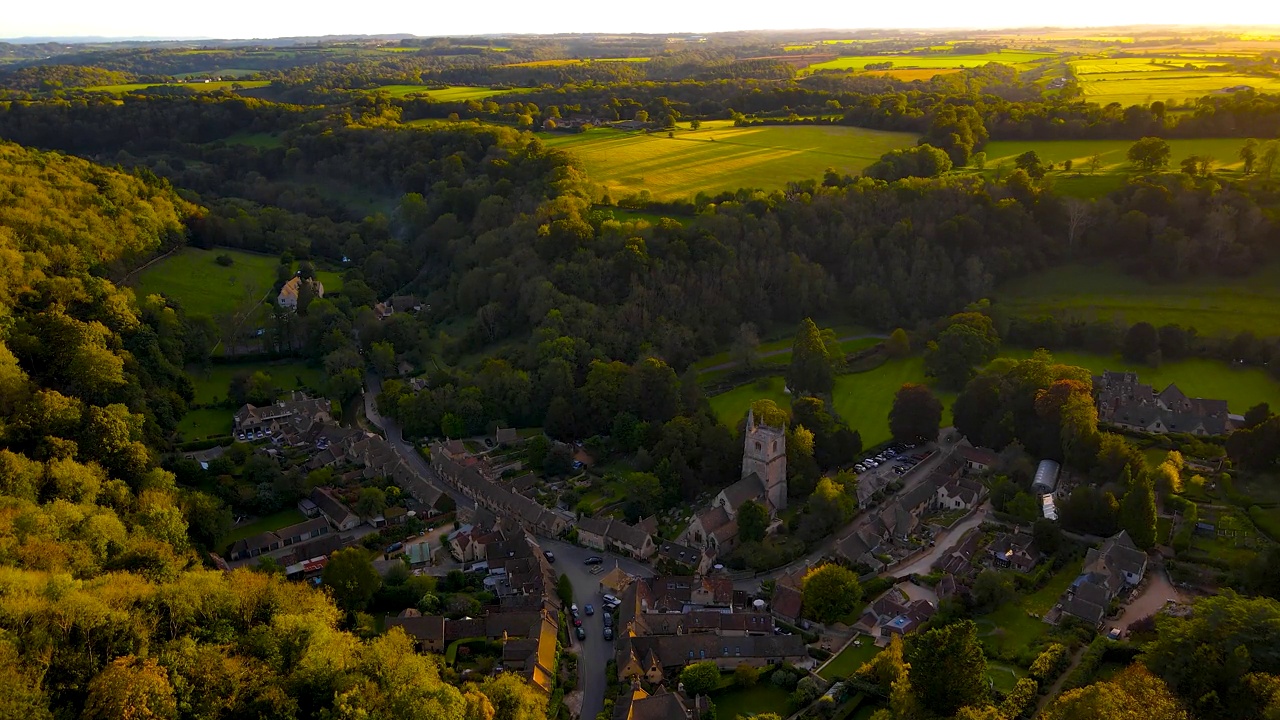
[1001,348,1280,415]
[371,85,532,101]
[986,662,1027,693]
[220,508,306,549]
[997,262,1280,338]
[982,138,1257,174]
[505,57,649,67]
[1066,55,1280,105]
[540,121,919,201]
[709,357,955,447]
[85,80,269,94]
[177,408,234,440]
[136,247,279,317]
[805,50,1056,73]
[315,269,344,293]
[187,361,329,406]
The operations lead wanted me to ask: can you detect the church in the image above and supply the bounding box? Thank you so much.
[681,409,787,556]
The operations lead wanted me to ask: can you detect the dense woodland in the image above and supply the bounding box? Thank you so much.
[4,31,1280,720]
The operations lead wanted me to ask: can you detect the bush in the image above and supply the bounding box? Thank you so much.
[1061,636,1112,691]
[215,253,234,266]
[772,668,799,691]
[735,663,760,688]
[792,676,822,709]
[1028,643,1069,685]
[1000,677,1039,719]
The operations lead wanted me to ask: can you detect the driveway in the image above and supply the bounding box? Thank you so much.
[1108,563,1182,635]
[892,502,990,578]
[363,372,474,511]
[538,538,653,720]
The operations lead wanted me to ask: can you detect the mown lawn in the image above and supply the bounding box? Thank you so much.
[819,636,881,680]
[219,508,306,548]
[986,662,1027,693]
[177,408,234,441]
[314,269,344,293]
[996,261,1280,338]
[976,559,1082,658]
[136,247,279,318]
[187,361,328,406]
[539,122,918,201]
[711,682,792,720]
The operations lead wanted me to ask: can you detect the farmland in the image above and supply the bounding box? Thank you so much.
[135,247,279,317]
[504,57,649,67]
[1068,55,1280,105]
[369,85,532,100]
[805,50,1056,73]
[981,137,1257,173]
[539,121,918,201]
[997,262,1280,338]
[84,80,269,94]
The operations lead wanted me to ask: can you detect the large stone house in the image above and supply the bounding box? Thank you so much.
[577,516,656,559]
[227,516,332,560]
[310,487,361,531]
[234,394,332,439]
[682,410,787,555]
[1094,371,1233,436]
[1057,530,1148,627]
[430,441,569,538]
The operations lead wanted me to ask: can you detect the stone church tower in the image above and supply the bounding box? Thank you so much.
[742,409,788,512]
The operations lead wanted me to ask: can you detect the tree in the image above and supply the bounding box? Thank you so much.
[731,322,761,371]
[1122,322,1160,364]
[1144,591,1280,719]
[971,569,1018,612]
[971,152,987,169]
[886,328,910,358]
[802,564,863,623]
[925,317,1000,390]
[737,499,769,543]
[1015,150,1046,179]
[889,384,943,445]
[1042,666,1187,720]
[1244,403,1272,429]
[1119,472,1157,549]
[865,144,953,181]
[905,619,988,717]
[322,547,382,613]
[83,656,177,720]
[1261,140,1280,177]
[354,487,388,518]
[734,663,760,688]
[1241,138,1259,174]
[1033,517,1063,554]
[370,341,396,376]
[787,318,835,397]
[690,119,702,130]
[1128,137,1172,171]
[680,661,721,696]
[1089,152,1103,174]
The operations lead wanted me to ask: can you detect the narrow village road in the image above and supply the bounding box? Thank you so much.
[362,372,474,511]
[892,502,990,578]
[700,333,887,374]
[539,539,654,720]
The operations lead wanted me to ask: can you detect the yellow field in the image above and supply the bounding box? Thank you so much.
[1069,58,1222,74]
[1078,71,1280,105]
[539,120,918,201]
[805,50,1056,73]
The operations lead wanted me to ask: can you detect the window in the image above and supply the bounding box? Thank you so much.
[754,441,761,451]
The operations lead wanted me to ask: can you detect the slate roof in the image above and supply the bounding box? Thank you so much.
[719,473,767,510]
[385,614,446,644]
[629,633,807,668]
[957,445,998,467]
[770,583,803,622]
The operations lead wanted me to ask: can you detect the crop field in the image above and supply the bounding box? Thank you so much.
[999,348,1280,415]
[84,80,269,94]
[136,247,279,318]
[539,121,918,201]
[370,85,531,101]
[708,357,954,447]
[997,262,1280,338]
[805,50,1056,73]
[1078,71,1280,106]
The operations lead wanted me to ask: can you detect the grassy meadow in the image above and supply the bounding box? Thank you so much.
[136,247,279,317]
[708,356,956,448]
[1000,348,1280,415]
[539,121,918,201]
[1067,55,1280,105]
[982,137,1258,174]
[371,85,531,101]
[805,50,1056,73]
[85,80,269,94]
[505,58,649,67]
[997,262,1280,338]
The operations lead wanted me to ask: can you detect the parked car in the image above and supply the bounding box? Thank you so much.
[570,604,579,617]
[543,550,556,563]
[854,464,866,472]
[573,616,582,627]
[603,613,613,627]
[602,593,621,607]
[584,556,603,565]
[585,604,594,616]
[575,626,586,641]
[603,626,614,641]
